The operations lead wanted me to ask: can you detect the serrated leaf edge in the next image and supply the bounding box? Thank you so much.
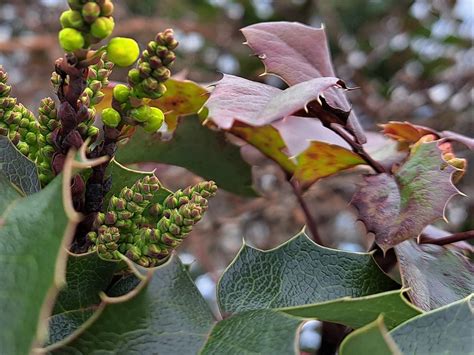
[216,229,394,316]
[339,315,402,355]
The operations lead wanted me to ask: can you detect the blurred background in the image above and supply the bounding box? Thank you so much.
[0,0,473,350]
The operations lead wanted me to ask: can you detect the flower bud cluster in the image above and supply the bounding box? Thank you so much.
[36,98,59,184]
[59,0,115,52]
[127,29,178,100]
[88,177,217,267]
[0,66,41,162]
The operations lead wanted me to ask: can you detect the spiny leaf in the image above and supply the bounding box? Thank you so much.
[283,290,421,330]
[0,174,77,353]
[46,256,216,354]
[339,316,401,355]
[230,122,296,173]
[352,140,462,250]
[0,172,23,214]
[98,79,208,132]
[381,121,474,150]
[390,296,474,354]
[395,239,474,311]
[47,308,95,346]
[294,141,365,189]
[200,310,302,355]
[207,74,348,129]
[241,22,335,85]
[52,251,118,315]
[240,21,365,143]
[115,116,255,196]
[218,231,399,315]
[0,135,40,194]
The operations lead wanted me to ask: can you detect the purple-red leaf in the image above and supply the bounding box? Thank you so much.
[207,74,348,130]
[241,21,366,144]
[272,116,350,157]
[395,239,474,311]
[207,75,280,129]
[241,22,335,85]
[352,140,462,251]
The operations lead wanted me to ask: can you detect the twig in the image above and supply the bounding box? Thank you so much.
[419,230,474,246]
[290,179,324,245]
[329,123,386,174]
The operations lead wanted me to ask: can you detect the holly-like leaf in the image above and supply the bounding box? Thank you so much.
[241,22,335,86]
[0,172,22,214]
[218,231,398,316]
[231,122,297,173]
[98,79,208,132]
[294,141,365,189]
[47,309,95,346]
[207,74,348,129]
[150,78,209,131]
[0,135,40,194]
[352,140,462,250]
[200,310,302,355]
[241,21,366,143]
[46,256,216,354]
[115,116,255,196]
[52,252,118,315]
[206,76,366,188]
[0,173,77,353]
[339,316,401,355]
[381,121,474,150]
[381,121,435,144]
[283,290,421,330]
[395,240,474,311]
[390,296,473,354]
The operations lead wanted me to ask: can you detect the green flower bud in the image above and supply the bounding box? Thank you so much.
[127,68,141,85]
[125,245,141,261]
[101,107,121,128]
[58,28,85,52]
[130,105,150,123]
[106,37,139,67]
[87,125,100,138]
[82,2,101,23]
[60,10,84,29]
[90,17,115,40]
[25,132,37,145]
[143,107,164,133]
[112,84,130,103]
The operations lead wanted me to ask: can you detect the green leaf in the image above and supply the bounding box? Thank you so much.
[47,309,95,346]
[339,316,401,355]
[395,240,473,311]
[390,296,474,354]
[52,251,118,314]
[0,174,77,354]
[352,140,461,250]
[115,116,255,196]
[200,310,302,355]
[283,290,421,330]
[218,231,399,315]
[0,172,23,214]
[0,135,40,194]
[47,256,216,354]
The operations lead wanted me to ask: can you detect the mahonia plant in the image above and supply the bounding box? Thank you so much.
[0,2,473,355]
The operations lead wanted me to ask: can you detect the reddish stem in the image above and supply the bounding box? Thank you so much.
[290,179,323,245]
[419,230,474,246]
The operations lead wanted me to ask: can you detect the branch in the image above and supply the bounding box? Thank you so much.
[290,179,324,245]
[329,123,385,174]
[419,230,474,246]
